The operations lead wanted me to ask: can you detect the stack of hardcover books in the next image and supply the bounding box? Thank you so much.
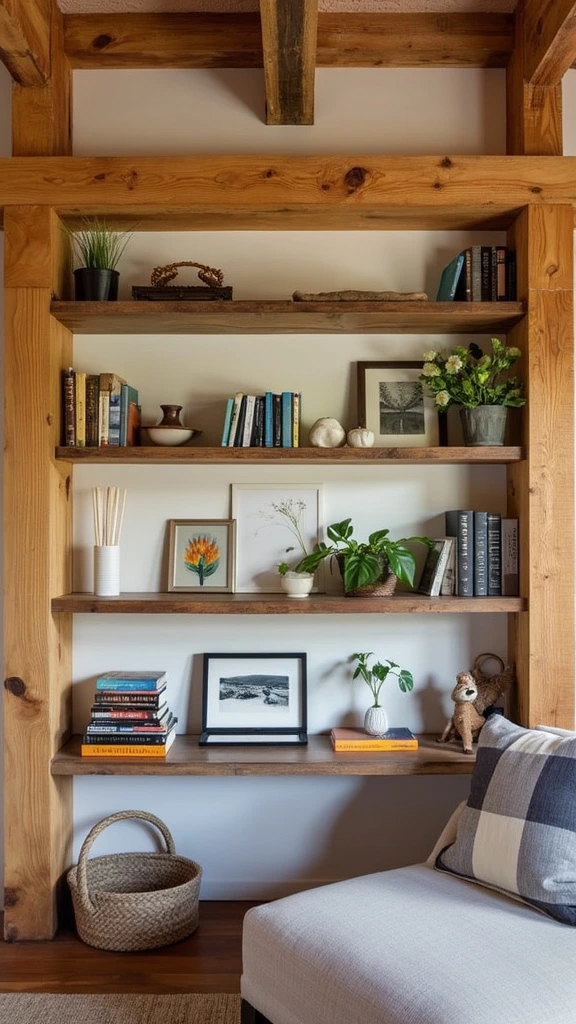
[81,671,177,757]
[221,391,301,447]
[418,512,519,598]
[63,368,141,448]
[330,728,418,751]
[436,246,516,302]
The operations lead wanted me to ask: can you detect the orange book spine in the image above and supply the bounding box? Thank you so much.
[332,741,419,751]
[81,744,169,757]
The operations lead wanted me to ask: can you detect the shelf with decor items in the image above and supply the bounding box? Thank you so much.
[51,592,527,615]
[51,734,475,778]
[49,300,526,336]
[55,445,525,465]
[2,164,574,942]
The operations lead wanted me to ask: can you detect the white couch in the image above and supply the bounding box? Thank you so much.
[241,809,576,1024]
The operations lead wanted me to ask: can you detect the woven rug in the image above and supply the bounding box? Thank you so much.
[0,994,241,1023]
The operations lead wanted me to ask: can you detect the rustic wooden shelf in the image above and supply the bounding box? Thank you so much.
[55,445,525,465]
[51,734,475,777]
[50,300,526,335]
[51,592,526,614]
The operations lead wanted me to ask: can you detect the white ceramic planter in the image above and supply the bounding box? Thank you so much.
[280,572,315,599]
[94,545,120,597]
[364,705,389,736]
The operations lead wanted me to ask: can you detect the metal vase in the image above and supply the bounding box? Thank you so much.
[460,406,508,447]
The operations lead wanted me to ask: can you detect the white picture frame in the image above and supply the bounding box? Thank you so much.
[231,483,324,593]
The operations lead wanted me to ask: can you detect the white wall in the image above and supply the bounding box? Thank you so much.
[0,66,573,897]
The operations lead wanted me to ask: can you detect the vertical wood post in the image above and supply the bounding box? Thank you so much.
[259,0,318,124]
[11,1,72,156]
[3,206,73,940]
[506,2,563,154]
[506,204,574,728]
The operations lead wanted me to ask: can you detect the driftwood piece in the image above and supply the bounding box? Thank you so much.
[292,289,428,302]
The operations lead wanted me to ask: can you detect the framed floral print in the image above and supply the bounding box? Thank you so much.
[167,519,235,593]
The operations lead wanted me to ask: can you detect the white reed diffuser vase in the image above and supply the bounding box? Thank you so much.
[93,486,126,597]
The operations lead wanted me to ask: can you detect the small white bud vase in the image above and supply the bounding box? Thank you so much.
[364,705,389,737]
[94,545,120,597]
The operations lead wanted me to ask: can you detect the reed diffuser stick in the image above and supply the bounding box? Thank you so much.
[92,486,127,546]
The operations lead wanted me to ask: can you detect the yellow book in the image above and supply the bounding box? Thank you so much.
[292,392,300,447]
[330,728,418,752]
[75,371,86,447]
[81,744,171,757]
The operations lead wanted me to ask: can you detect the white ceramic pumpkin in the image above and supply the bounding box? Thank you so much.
[309,417,346,448]
[347,427,375,448]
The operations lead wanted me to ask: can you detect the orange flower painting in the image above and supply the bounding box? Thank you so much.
[184,534,220,586]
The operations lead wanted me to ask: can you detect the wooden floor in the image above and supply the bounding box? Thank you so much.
[0,902,255,993]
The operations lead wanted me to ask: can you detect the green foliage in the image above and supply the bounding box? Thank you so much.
[277,562,290,576]
[67,218,132,270]
[351,651,414,707]
[420,338,526,411]
[297,518,431,592]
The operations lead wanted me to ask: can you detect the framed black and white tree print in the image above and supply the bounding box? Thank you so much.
[357,361,447,448]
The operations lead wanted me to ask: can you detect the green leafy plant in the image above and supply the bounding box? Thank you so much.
[297,518,431,592]
[420,338,526,411]
[352,651,414,707]
[67,218,132,270]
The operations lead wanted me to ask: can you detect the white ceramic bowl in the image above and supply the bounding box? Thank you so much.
[147,427,195,446]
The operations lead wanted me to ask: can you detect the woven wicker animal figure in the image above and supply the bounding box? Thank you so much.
[471,653,515,715]
[438,674,485,754]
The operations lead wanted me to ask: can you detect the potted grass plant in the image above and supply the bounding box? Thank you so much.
[420,338,526,446]
[69,218,132,301]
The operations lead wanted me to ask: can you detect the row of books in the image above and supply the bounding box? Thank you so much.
[221,391,301,448]
[436,246,516,302]
[63,368,141,447]
[81,671,177,757]
[418,512,519,598]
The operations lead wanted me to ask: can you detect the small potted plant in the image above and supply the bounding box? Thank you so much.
[277,560,315,599]
[297,518,430,597]
[68,218,132,301]
[420,338,526,446]
[352,651,414,736]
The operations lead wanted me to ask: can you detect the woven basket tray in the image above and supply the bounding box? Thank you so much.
[67,810,202,952]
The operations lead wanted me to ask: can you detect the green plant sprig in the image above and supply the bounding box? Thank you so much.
[352,652,414,707]
[297,518,431,592]
[420,338,526,411]
[66,218,133,271]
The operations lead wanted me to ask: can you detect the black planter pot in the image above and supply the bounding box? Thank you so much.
[74,267,119,301]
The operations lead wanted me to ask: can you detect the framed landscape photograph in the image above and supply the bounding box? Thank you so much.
[357,361,447,448]
[231,483,323,593]
[199,652,307,745]
[167,519,235,592]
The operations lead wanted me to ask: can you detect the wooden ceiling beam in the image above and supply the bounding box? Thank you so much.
[0,156,576,230]
[522,0,576,86]
[259,0,318,124]
[0,0,50,86]
[63,12,513,71]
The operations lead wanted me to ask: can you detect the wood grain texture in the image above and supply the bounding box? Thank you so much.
[6,207,71,296]
[51,735,475,778]
[63,12,513,71]
[3,208,73,942]
[11,1,72,157]
[54,446,525,466]
[0,902,253,993]
[48,299,526,335]
[521,0,576,86]
[50,592,526,615]
[0,0,50,85]
[2,156,576,230]
[506,12,563,155]
[506,205,574,729]
[260,0,318,124]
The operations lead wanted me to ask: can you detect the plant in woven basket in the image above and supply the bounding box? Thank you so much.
[297,518,431,594]
[351,651,414,736]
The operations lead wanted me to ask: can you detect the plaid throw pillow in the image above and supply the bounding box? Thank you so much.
[436,715,576,925]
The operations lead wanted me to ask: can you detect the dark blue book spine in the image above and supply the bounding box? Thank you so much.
[273,394,282,447]
[445,510,474,597]
[487,513,502,596]
[264,392,273,447]
[473,512,488,596]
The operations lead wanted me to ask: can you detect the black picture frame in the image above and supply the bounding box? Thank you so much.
[357,360,448,447]
[199,652,308,746]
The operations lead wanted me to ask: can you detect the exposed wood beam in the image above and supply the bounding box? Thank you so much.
[507,2,563,154]
[63,12,513,71]
[1,156,576,231]
[0,0,50,86]
[522,0,576,86]
[258,0,318,125]
[11,0,72,156]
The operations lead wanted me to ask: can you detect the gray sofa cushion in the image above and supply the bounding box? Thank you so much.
[436,715,576,924]
[242,864,576,1024]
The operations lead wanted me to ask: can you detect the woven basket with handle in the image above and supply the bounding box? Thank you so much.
[67,810,202,952]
